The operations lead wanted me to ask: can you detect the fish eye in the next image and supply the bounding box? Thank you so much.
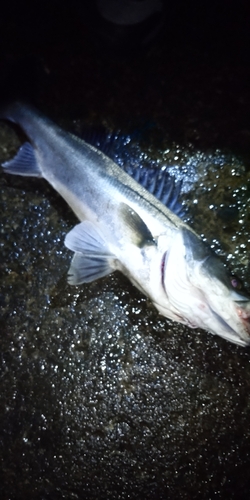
[231,276,242,290]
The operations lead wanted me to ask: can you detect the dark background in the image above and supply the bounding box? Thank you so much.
[0,1,250,499]
[0,0,250,155]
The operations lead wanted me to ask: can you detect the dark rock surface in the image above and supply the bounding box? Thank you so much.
[0,2,250,499]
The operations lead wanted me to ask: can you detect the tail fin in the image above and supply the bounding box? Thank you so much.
[1,142,42,177]
[0,57,43,177]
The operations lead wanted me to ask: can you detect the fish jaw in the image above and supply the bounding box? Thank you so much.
[158,229,250,346]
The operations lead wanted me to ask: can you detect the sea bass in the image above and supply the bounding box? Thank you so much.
[1,102,250,346]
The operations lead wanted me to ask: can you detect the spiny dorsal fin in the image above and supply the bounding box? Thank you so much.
[79,128,185,218]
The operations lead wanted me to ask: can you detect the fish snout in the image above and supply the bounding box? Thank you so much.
[236,301,250,336]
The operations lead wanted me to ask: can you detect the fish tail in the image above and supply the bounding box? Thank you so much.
[0,58,44,177]
[1,141,42,177]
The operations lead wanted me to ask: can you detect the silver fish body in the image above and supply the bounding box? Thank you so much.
[1,102,250,346]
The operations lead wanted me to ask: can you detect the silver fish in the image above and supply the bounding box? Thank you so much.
[1,102,250,346]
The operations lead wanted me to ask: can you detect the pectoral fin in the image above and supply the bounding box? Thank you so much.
[65,221,116,285]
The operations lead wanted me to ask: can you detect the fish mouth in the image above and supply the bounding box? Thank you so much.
[235,300,250,335]
[202,290,250,346]
[207,303,250,346]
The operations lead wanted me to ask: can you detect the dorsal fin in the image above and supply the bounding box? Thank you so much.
[79,128,185,218]
[125,165,185,217]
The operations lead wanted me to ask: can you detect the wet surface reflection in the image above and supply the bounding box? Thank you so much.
[0,2,250,498]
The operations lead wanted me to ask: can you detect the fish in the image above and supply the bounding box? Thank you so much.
[1,101,250,346]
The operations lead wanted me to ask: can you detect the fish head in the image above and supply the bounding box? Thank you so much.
[159,228,250,346]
